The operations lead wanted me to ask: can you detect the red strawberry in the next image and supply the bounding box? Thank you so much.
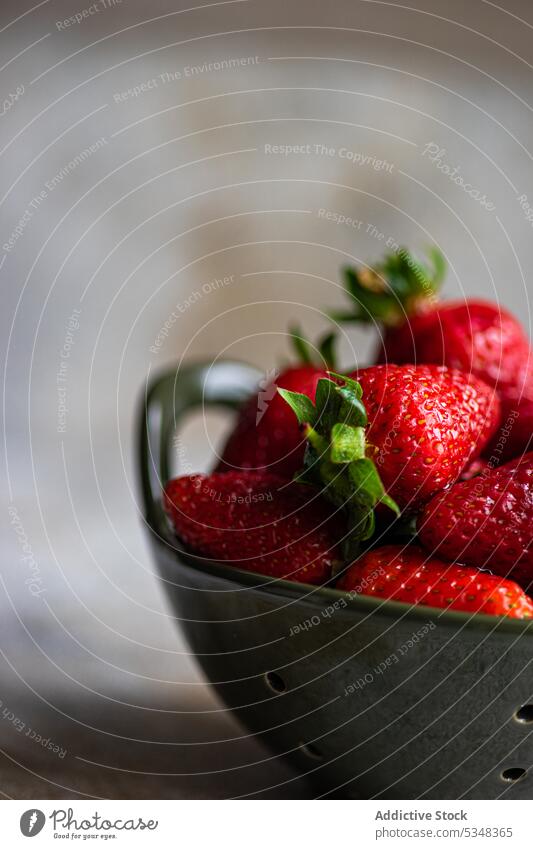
[418,452,533,588]
[376,300,531,393]
[337,544,533,619]
[281,365,499,540]
[163,471,343,583]
[337,248,532,460]
[348,364,500,509]
[217,365,328,477]
[217,328,339,478]
[381,303,533,463]
[491,392,533,462]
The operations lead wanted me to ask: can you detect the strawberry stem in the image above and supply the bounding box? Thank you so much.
[332,246,446,327]
[278,374,399,559]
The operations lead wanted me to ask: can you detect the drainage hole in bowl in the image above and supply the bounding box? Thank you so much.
[299,741,323,760]
[264,672,286,693]
[514,705,533,724]
[501,767,527,783]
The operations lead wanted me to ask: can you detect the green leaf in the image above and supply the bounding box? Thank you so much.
[289,324,339,370]
[427,245,446,289]
[380,492,401,516]
[344,499,376,543]
[327,372,363,398]
[304,425,329,457]
[317,331,337,370]
[358,509,376,542]
[328,309,363,324]
[315,377,338,414]
[337,246,447,327]
[281,372,400,555]
[289,324,313,365]
[330,424,365,464]
[338,390,367,427]
[344,267,363,301]
[342,536,362,562]
[277,388,317,425]
[348,459,400,516]
[292,444,321,484]
[324,374,366,427]
[349,457,382,498]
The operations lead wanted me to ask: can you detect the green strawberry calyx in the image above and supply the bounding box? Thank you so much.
[289,324,338,370]
[278,373,399,559]
[332,246,446,327]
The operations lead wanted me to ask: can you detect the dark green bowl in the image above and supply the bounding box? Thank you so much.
[138,360,533,799]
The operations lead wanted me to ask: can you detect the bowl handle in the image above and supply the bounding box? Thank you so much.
[138,360,262,536]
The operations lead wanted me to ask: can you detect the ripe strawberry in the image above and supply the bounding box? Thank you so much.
[280,366,500,550]
[217,365,328,477]
[336,544,533,619]
[336,248,532,460]
[163,471,343,583]
[492,392,533,462]
[217,328,337,477]
[377,300,530,394]
[418,452,533,588]
[348,365,500,509]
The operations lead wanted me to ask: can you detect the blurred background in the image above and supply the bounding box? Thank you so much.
[1,0,532,797]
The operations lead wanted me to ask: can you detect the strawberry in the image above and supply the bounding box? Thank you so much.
[217,329,336,477]
[336,544,533,619]
[492,392,533,462]
[163,471,343,583]
[418,452,533,588]
[216,365,328,477]
[336,247,532,460]
[347,365,500,508]
[279,366,500,553]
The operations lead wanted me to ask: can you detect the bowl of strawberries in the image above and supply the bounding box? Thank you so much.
[139,247,533,799]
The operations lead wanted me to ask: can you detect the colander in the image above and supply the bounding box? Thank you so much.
[138,360,533,799]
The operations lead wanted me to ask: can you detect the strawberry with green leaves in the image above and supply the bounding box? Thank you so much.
[336,545,533,619]
[419,452,533,588]
[335,247,532,461]
[164,471,343,583]
[279,365,499,554]
[217,328,336,478]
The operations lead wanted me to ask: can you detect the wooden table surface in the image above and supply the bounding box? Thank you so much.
[0,686,312,800]
[2,466,312,800]
[0,625,313,800]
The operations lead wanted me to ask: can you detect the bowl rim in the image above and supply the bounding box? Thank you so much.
[155,535,533,636]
